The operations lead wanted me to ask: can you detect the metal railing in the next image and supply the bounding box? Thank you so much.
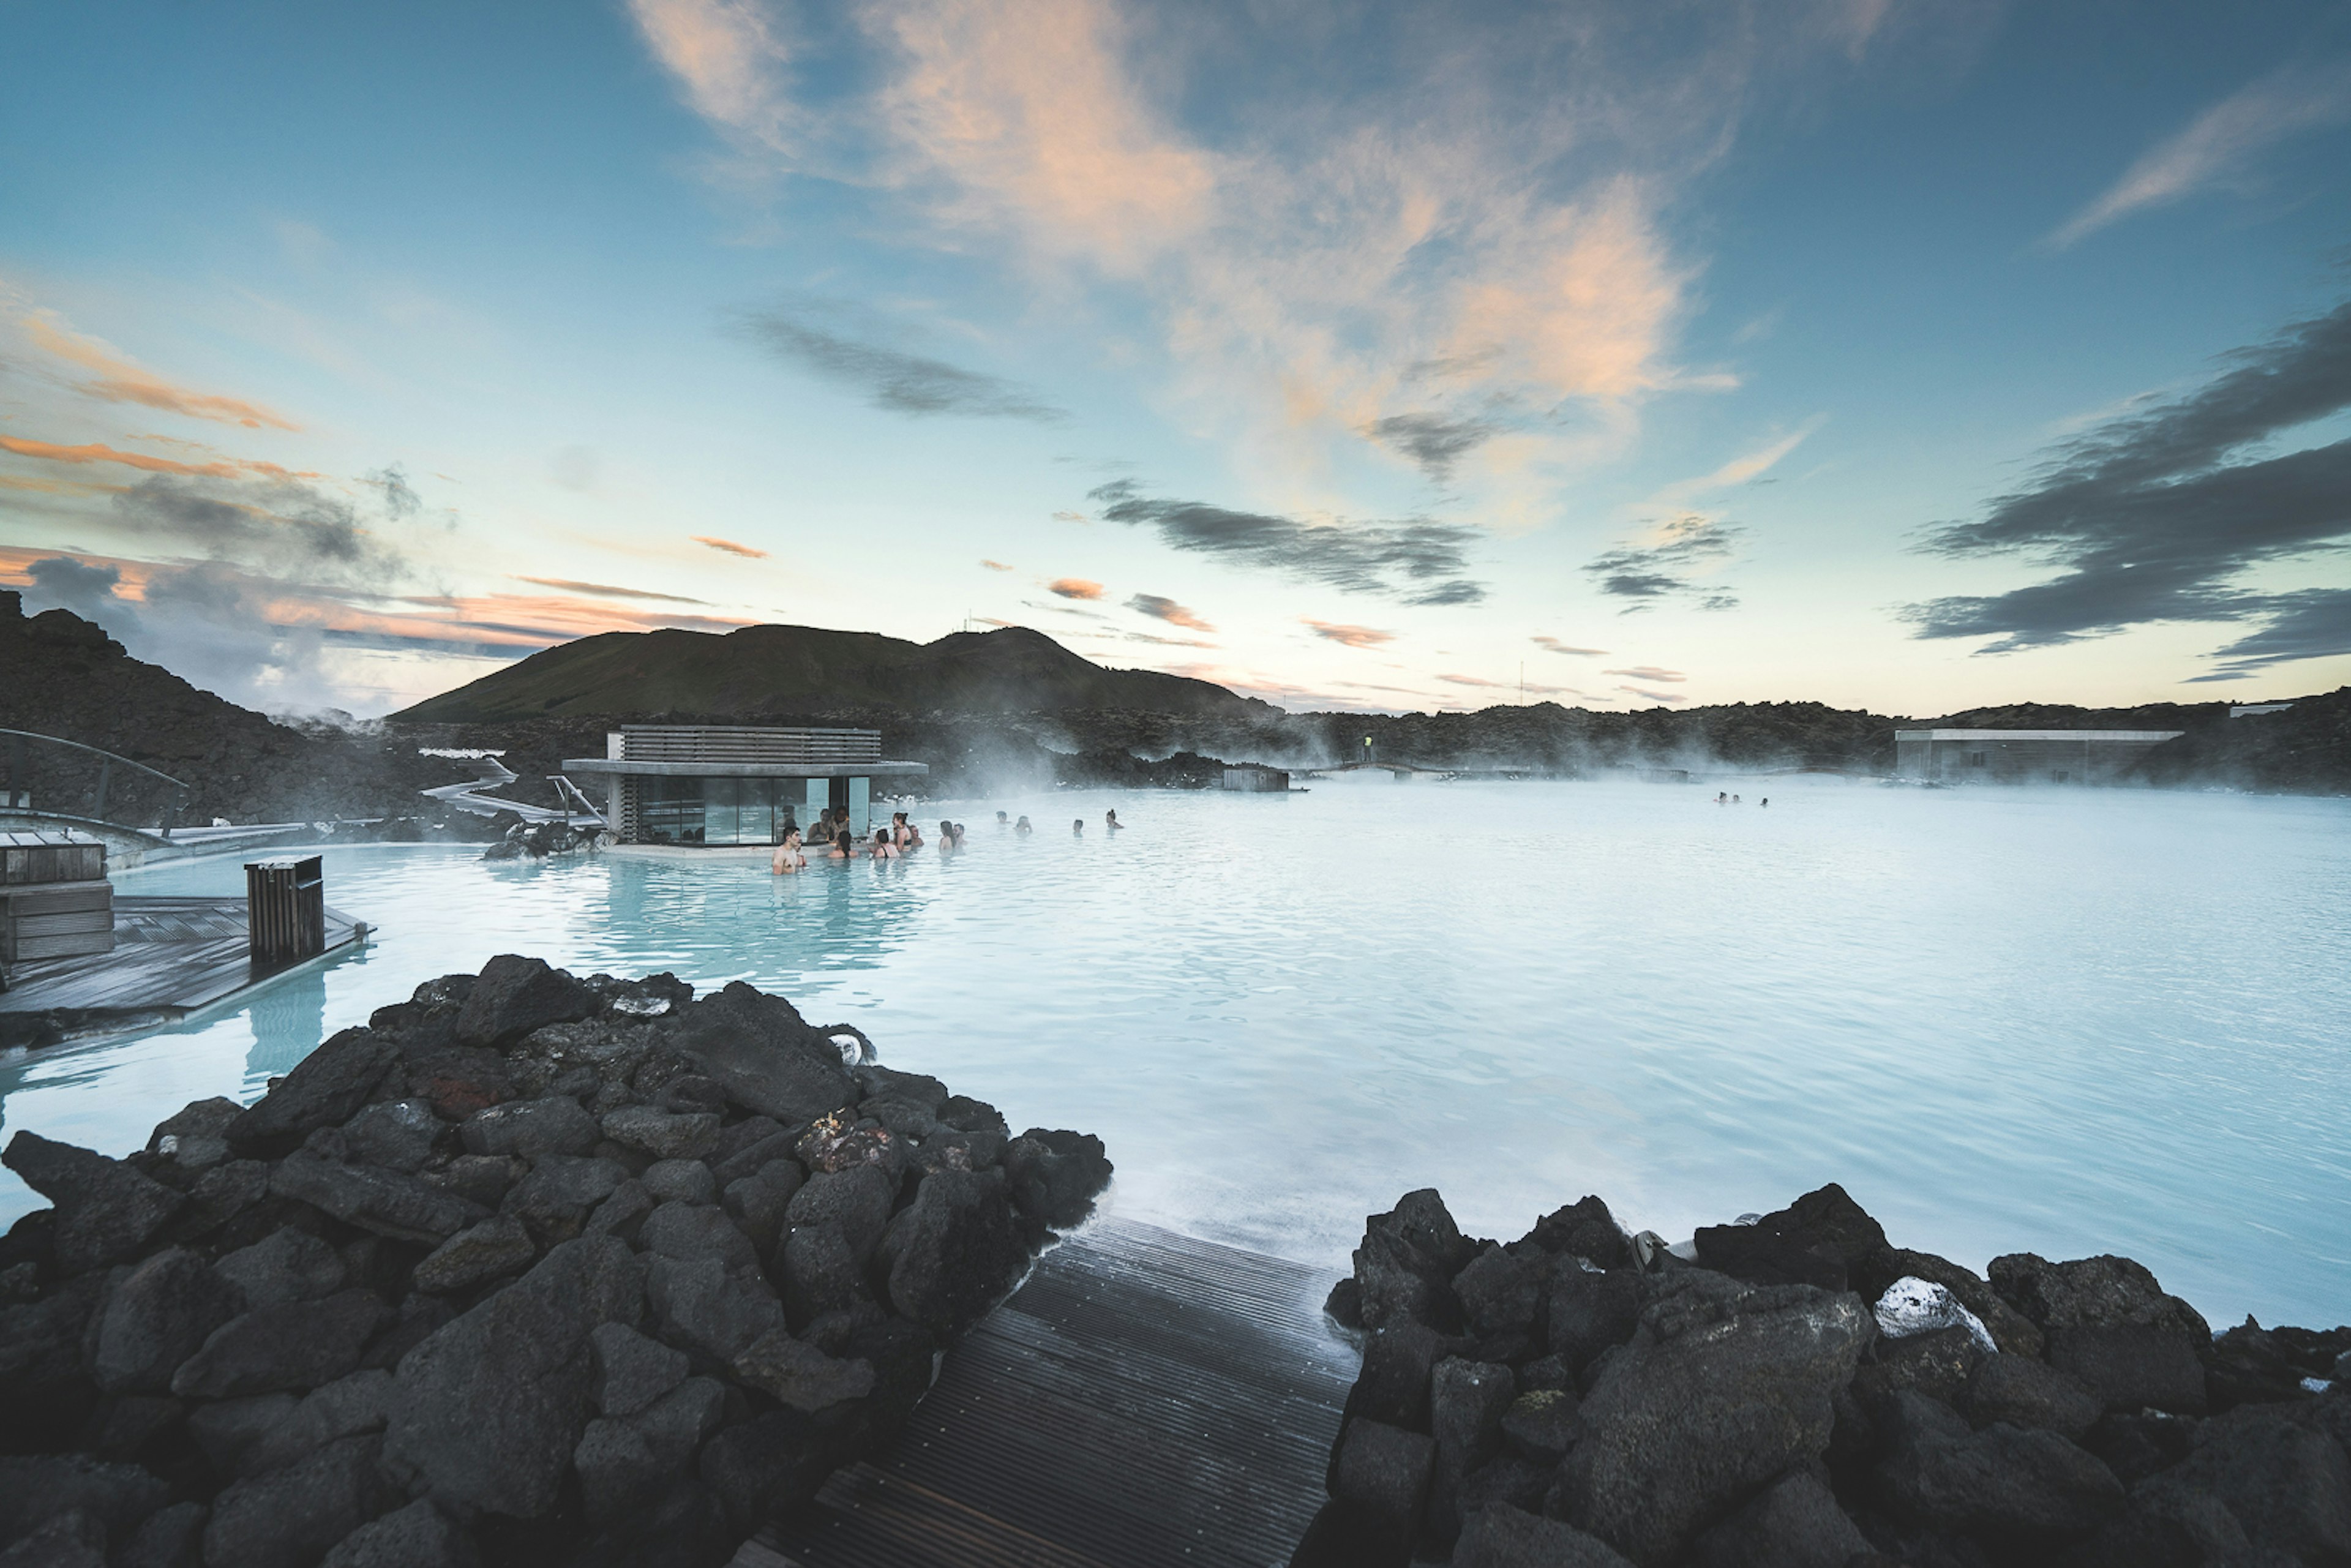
[0,729,194,835]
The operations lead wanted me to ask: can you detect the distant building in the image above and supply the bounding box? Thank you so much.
[564,726,928,846]
[1222,767,1291,792]
[1893,729,2183,786]
[2230,703,2293,718]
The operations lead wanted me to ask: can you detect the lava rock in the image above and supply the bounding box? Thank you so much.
[782,1223,869,1326]
[732,1328,877,1412]
[572,1417,669,1529]
[664,983,855,1123]
[223,1030,400,1154]
[0,1509,108,1568]
[1454,1246,1545,1341]
[1555,1283,1872,1564]
[640,1159,718,1207]
[1687,1471,1871,1568]
[1694,1184,1888,1293]
[1428,1358,1516,1545]
[1855,1324,1984,1407]
[1001,1128,1112,1233]
[1987,1253,2210,1415]
[1547,1264,1645,1374]
[1454,1501,1635,1568]
[90,1248,242,1394]
[1524,1196,1633,1269]
[786,1167,895,1267]
[599,1106,721,1163]
[1331,1417,1436,1538]
[0,1454,170,1545]
[879,1166,1029,1340]
[721,1164,802,1255]
[460,1096,602,1161]
[1289,1498,1412,1568]
[238,1370,394,1478]
[1872,1388,2124,1544]
[146,1097,241,1173]
[319,1498,476,1568]
[1961,1353,2102,1442]
[201,1433,393,1568]
[644,1254,784,1364]
[213,1225,346,1307]
[1352,1190,1475,1334]
[2134,1405,2351,1564]
[2,1133,184,1277]
[640,1202,763,1275]
[504,1154,632,1244]
[271,1153,482,1245]
[1853,1247,2042,1360]
[590,1322,689,1417]
[116,1500,206,1568]
[384,1234,646,1518]
[698,1409,833,1532]
[1499,1387,1581,1464]
[411,1215,538,1295]
[451,954,592,1049]
[170,1289,386,1398]
[340,1100,442,1174]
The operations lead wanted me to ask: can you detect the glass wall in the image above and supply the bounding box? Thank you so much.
[633,776,834,846]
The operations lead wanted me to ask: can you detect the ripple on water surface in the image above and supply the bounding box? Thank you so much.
[2,778,2346,1327]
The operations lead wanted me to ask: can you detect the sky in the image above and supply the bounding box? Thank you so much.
[2,0,2349,718]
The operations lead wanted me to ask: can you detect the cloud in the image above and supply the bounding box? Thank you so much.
[1020,598,1106,619]
[2050,59,2351,247]
[1051,510,1086,523]
[1048,576,1104,599]
[1125,592,1213,631]
[0,434,313,482]
[1903,296,2351,671]
[629,0,1918,499]
[1619,685,1687,703]
[735,301,1062,420]
[2186,589,2351,680]
[1302,618,1395,648]
[1363,412,1501,482]
[1584,513,1742,610]
[980,558,1014,570]
[1531,636,1607,656]
[692,534,770,558]
[1090,479,1485,606]
[18,310,299,430]
[1121,629,1217,648]
[512,576,711,604]
[1439,673,1501,687]
[1603,665,1684,681]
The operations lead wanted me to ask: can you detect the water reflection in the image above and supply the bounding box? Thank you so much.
[243,962,331,1089]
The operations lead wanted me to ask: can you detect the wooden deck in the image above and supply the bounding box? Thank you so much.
[740,1220,1355,1568]
[0,896,363,1041]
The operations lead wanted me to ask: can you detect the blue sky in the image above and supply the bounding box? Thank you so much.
[3,0,2348,716]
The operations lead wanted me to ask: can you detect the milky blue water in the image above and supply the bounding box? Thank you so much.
[4,777,2345,1329]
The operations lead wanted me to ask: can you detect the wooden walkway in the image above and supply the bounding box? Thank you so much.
[0,896,363,1040]
[740,1220,1355,1568]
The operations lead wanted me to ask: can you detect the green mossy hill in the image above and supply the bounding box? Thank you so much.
[388,623,1276,724]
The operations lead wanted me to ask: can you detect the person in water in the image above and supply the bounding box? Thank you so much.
[770,827,805,874]
[1072,818,1084,835]
[950,822,967,847]
[1014,816,1032,835]
[936,820,957,854]
[1104,809,1121,831]
[828,830,857,860]
[1760,797,1769,808]
[871,828,899,860]
[996,810,1009,827]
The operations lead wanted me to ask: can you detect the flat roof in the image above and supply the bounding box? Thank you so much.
[563,758,929,778]
[1893,729,2184,743]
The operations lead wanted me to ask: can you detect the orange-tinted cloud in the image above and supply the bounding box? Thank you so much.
[512,576,711,605]
[1048,577,1104,599]
[1302,618,1394,648]
[1603,665,1684,681]
[22,315,299,430]
[0,435,315,482]
[980,558,1014,571]
[692,535,770,558]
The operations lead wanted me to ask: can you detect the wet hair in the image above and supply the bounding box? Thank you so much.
[996,811,1008,822]
[939,822,952,835]
[836,831,852,849]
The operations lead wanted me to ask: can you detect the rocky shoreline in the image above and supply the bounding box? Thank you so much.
[1297,1184,2349,1567]
[0,959,1111,1567]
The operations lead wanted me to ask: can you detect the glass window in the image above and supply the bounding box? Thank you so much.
[639,776,704,844]
[702,776,741,845]
[736,778,775,846]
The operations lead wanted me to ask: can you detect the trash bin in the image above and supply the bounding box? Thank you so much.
[246,855,324,970]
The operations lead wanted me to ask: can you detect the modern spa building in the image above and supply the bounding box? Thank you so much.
[563,726,928,846]
[1893,728,2184,786]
